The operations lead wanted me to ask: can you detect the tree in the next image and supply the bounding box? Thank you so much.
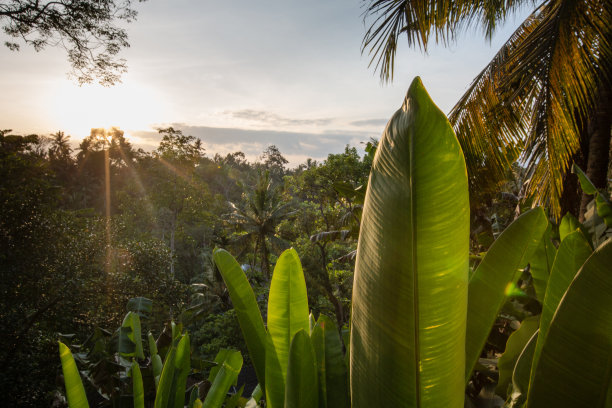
[150,127,207,279]
[0,0,146,85]
[362,0,611,218]
[226,171,294,279]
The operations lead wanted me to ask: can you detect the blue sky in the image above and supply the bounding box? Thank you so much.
[0,0,530,165]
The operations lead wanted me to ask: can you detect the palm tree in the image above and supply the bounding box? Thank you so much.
[226,171,294,279]
[362,0,611,218]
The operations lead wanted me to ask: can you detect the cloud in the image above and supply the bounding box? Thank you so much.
[225,109,334,127]
[130,123,377,167]
[349,118,389,127]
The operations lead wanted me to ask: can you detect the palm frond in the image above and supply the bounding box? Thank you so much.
[450,0,611,217]
[361,0,532,81]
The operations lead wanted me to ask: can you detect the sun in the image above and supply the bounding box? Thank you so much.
[49,80,171,144]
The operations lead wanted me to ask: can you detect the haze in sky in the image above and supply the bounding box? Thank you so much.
[0,0,530,165]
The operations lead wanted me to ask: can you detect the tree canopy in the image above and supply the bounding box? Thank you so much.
[0,0,146,85]
[362,0,612,218]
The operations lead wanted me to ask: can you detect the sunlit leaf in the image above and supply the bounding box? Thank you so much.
[351,77,469,408]
[58,342,89,408]
[285,330,318,408]
[527,240,612,407]
[213,248,267,389]
[466,207,547,379]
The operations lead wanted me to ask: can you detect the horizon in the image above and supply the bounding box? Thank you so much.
[0,0,531,166]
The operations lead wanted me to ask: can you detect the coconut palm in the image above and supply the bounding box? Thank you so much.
[362,0,611,218]
[226,171,294,279]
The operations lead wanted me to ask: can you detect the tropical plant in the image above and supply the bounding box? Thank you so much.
[226,171,294,279]
[362,0,612,218]
[214,78,612,408]
[58,298,245,408]
[213,248,350,408]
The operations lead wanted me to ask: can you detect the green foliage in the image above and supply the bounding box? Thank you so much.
[351,77,470,408]
[59,299,244,408]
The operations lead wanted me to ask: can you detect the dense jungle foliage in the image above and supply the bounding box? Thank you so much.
[52,78,612,408]
[0,126,375,406]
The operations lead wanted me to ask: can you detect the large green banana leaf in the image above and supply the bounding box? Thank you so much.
[58,342,89,408]
[466,207,547,379]
[172,333,191,408]
[119,311,144,360]
[154,346,177,408]
[202,349,243,408]
[530,229,592,382]
[213,248,267,389]
[506,331,538,408]
[284,330,318,408]
[311,315,349,408]
[526,239,612,407]
[528,223,556,303]
[350,77,469,408]
[496,316,539,398]
[132,361,145,408]
[265,248,310,408]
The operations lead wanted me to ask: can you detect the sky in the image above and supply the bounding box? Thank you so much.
[0,0,531,166]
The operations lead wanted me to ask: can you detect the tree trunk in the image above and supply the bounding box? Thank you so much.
[579,85,612,221]
[316,243,345,328]
[261,238,270,280]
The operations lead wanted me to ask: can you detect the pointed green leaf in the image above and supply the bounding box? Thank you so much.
[149,332,159,356]
[310,324,327,408]
[573,164,612,227]
[132,361,145,408]
[213,248,267,389]
[152,354,163,388]
[314,315,349,408]
[173,333,191,408]
[202,349,243,408]
[265,332,285,408]
[350,77,469,408]
[267,248,309,391]
[188,386,199,408]
[527,240,612,407]
[127,297,153,315]
[506,331,538,408]
[572,163,597,194]
[496,316,539,398]
[119,312,144,360]
[559,213,580,242]
[531,229,592,382]
[285,330,318,408]
[466,207,547,379]
[58,342,89,408]
[155,347,176,408]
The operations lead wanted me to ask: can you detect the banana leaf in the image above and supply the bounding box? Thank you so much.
[528,222,556,303]
[530,229,592,381]
[573,164,612,227]
[526,239,612,407]
[202,349,243,408]
[132,361,145,408]
[58,342,89,408]
[172,333,191,408]
[506,331,538,408]
[213,248,267,389]
[265,248,310,408]
[284,330,318,408]
[496,316,539,398]
[119,311,144,360]
[154,346,176,408]
[311,315,349,408]
[466,207,547,379]
[350,77,469,408]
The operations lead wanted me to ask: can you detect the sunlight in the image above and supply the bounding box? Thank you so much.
[49,80,171,141]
